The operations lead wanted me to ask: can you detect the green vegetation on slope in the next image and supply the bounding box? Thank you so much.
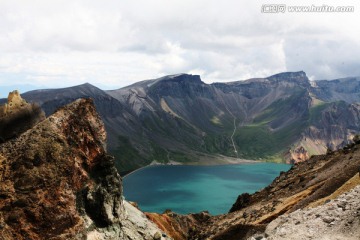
[203,133,233,155]
[234,121,305,162]
[308,102,330,123]
[236,89,308,162]
[150,143,169,163]
[112,135,145,173]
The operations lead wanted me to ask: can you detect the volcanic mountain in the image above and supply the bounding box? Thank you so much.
[7,72,360,172]
[0,93,359,240]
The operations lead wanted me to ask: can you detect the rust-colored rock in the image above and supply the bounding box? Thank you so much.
[0,98,121,239]
[0,98,172,240]
[145,211,211,240]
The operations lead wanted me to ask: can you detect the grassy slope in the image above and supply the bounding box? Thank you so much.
[234,89,308,162]
[111,135,146,173]
[234,122,305,162]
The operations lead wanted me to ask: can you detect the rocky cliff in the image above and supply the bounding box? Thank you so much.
[0,98,170,240]
[8,72,360,172]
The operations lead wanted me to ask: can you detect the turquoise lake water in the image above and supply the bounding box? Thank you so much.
[123,163,291,215]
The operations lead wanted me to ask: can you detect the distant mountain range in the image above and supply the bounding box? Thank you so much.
[3,71,360,172]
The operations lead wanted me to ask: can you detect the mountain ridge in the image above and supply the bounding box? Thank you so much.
[3,71,360,172]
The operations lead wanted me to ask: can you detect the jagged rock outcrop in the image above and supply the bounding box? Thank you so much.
[0,90,45,141]
[0,98,170,240]
[0,90,28,116]
[287,146,309,164]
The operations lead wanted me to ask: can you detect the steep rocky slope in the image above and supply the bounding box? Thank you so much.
[250,185,360,240]
[0,98,169,240]
[7,72,360,171]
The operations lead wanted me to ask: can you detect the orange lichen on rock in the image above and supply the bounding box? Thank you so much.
[0,99,122,240]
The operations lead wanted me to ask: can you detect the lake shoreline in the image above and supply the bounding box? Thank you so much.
[121,156,285,178]
[123,162,292,215]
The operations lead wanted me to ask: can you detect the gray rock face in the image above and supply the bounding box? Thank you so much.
[249,185,360,240]
[87,201,172,240]
[311,77,360,103]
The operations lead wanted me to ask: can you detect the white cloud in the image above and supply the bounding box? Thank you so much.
[0,0,359,96]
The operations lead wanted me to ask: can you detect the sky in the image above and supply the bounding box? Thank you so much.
[0,0,360,97]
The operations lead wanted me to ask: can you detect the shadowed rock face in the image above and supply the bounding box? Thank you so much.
[0,98,123,239]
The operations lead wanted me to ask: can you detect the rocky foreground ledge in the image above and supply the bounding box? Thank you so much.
[250,184,360,240]
[0,98,169,240]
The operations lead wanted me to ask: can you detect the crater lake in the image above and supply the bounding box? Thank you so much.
[123,163,291,215]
